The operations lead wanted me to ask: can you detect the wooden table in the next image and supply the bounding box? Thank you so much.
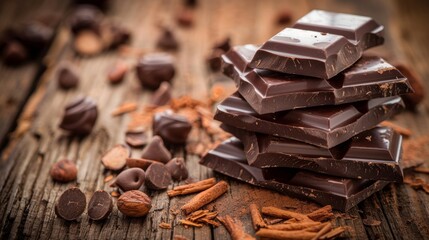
[1,0,428,239]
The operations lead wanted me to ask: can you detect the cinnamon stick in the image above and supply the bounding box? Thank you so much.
[168,178,216,197]
[320,226,346,239]
[414,167,429,174]
[249,203,267,230]
[181,181,228,214]
[111,102,138,116]
[307,205,334,222]
[256,228,317,240]
[311,222,332,240]
[218,215,255,240]
[262,206,311,221]
[267,222,322,231]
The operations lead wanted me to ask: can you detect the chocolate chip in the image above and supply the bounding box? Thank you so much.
[60,96,97,131]
[55,187,86,221]
[101,144,130,170]
[126,158,157,170]
[213,37,231,52]
[2,41,28,66]
[15,21,53,54]
[113,168,146,192]
[50,159,78,182]
[59,96,98,135]
[88,190,113,221]
[206,48,224,72]
[145,162,172,190]
[136,53,175,90]
[153,110,192,145]
[125,131,148,148]
[165,157,188,181]
[183,0,197,8]
[107,61,128,84]
[276,9,293,25]
[69,5,103,34]
[156,28,179,51]
[103,23,131,49]
[141,136,171,163]
[150,82,172,106]
[57,63,80,89]
[74,30,104,56]
[176,9,194,27]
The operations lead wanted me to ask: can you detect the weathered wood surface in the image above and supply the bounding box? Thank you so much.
[0,0,429,239]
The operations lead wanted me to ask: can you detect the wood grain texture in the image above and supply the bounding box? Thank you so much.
[0,0,429,239]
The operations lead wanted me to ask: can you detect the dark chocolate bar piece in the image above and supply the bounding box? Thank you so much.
[200,137,389,211]
[244,57,411,114]
[221,44,258,86]
[215,92,404,148]
[221,124,403,182]
[249,10,384,79]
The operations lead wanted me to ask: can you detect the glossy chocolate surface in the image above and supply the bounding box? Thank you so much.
[222,125,403,182]
[200,138,388,211]
[249,10,384,79]
[215,92,404,148]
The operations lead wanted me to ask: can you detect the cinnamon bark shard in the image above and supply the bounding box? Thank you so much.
[167,178,216,197]
[256,228,317,240]
[218,215,255,240]
[249,203,267,230]
[267,222,322,231]
[307,205,334,222]
[181,181,228,214]
[262,206,312,222]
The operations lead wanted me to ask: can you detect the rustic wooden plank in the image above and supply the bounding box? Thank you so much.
[0,0,70,148]
[1,0,429,240]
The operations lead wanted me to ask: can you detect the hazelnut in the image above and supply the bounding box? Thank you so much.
[50,159,78,182]
[117,190,152,217]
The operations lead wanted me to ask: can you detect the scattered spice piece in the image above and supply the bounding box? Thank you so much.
[181,181,228,215]
[307,205,334,222]
[267,222,322,231]
[168,178,216,197]
[320,226,346,239]
[111,102,138,116]
[249,203,267,230]
[218,215,255,240]
[108,61,128,84]
[414,166,429,174]
[362,218,382,226]
[265,218,284,225]
[404,176,429,194]
[159,222,172,229]
[380,121,412,137]
[180,219,203,227]
[181,209,220,227]
[104,175,114,182]
[256,228,316,240]
[111,191,119,197]
[262,206,311,222]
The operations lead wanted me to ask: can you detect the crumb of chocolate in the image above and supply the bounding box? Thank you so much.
[159,222,172,229]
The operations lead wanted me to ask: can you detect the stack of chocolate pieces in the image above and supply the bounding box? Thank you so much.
[201,10,414,211]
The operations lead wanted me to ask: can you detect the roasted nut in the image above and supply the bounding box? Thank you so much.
[50,159,78,182]
[101,144,130,170]
[117,190,152,217]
